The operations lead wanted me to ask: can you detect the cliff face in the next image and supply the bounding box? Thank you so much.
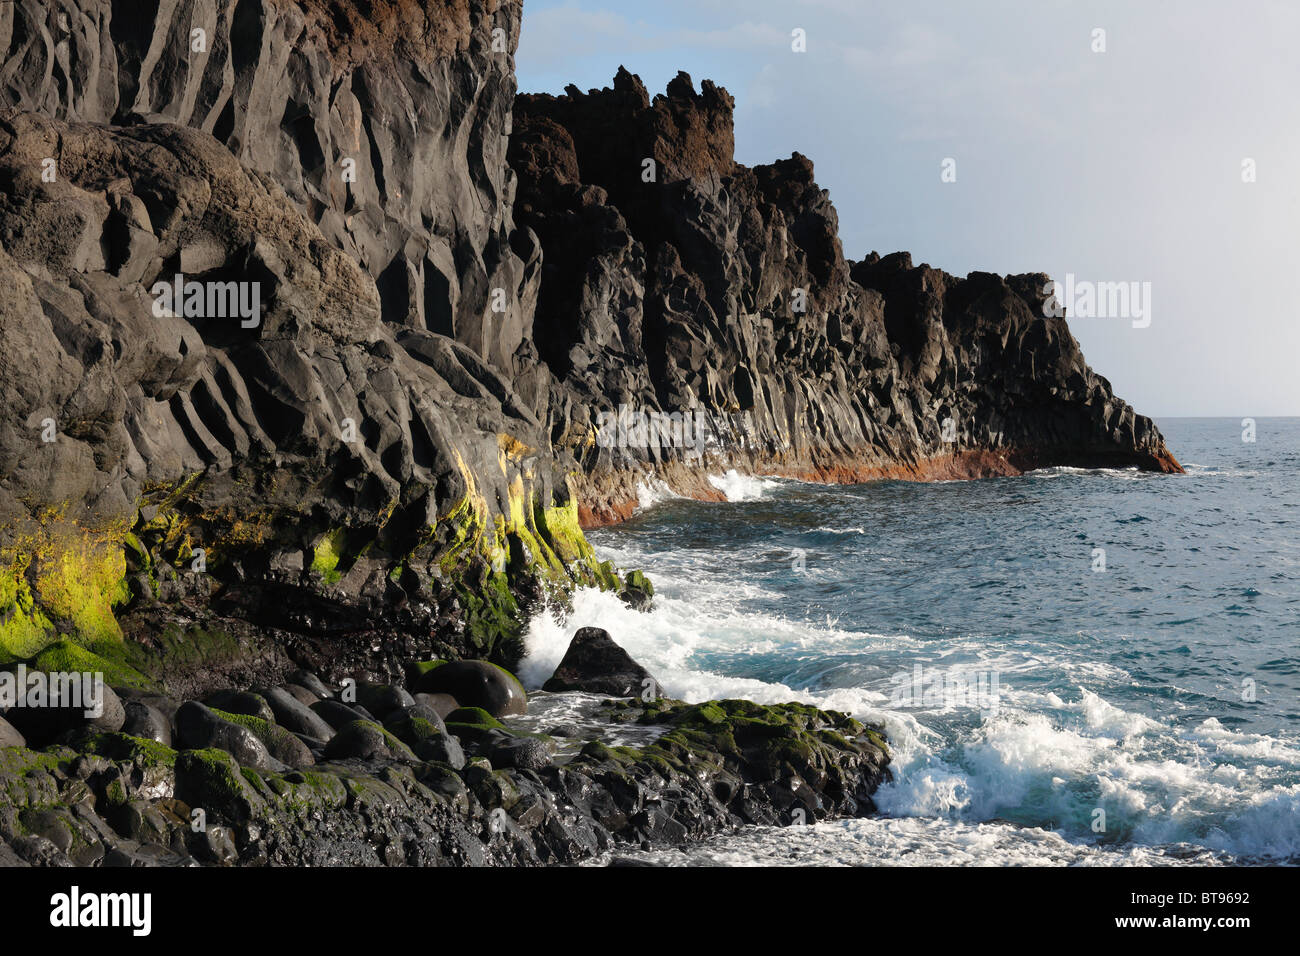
[0,0,596,685]
[510,68,1180,524]
[0,3,1178,684]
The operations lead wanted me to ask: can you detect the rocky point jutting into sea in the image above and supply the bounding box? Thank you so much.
[0,0,1178,866]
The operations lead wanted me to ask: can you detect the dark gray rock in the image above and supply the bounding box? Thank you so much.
[353,683,415,717]
[311,699,375,732]
[322,720,415,763]
[490,736,556,771]
[0,714,26,748]
[415,733,466,770]
[543,627,660,698]
[288,670,333,700]
[121,701,172,747]
[255,687,336,743]
[204,691,275,724]
[283,684,320,708]
[416,662,528,718]
[174,701,279,771]
[412,693,460,720]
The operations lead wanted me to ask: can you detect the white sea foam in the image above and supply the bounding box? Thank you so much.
[707,470,782,501]
[521,558,1300,863]
[587,816,1237,867]
[1026,466,1146,480]
[634,476,681,511]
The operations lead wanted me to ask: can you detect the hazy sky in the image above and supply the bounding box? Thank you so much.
[515,0,1300,417]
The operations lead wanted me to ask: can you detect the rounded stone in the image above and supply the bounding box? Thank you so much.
[415,661,527,718]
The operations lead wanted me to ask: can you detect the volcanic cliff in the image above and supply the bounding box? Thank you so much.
[0,0,1179,682]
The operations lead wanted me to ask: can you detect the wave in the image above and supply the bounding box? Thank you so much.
[707,470,784,501]
[635,476,681,511]
[521,559,1300,864]
[1025,466,1147,480]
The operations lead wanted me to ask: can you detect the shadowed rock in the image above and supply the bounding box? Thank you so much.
[543,627,659,698]
[416,661,528,718]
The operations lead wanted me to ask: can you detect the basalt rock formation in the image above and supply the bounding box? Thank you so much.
[510,67,1181,525]
[0,0,607,685]
[0,0,1178,867]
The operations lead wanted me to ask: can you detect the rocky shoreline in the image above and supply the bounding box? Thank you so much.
[0,631,889,867]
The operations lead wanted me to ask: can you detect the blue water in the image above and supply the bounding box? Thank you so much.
[523,418,1300,865]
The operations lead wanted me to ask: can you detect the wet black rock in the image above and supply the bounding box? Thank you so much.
[255,687,336,744]
[204,691,275,724]
[323,720,418,763]
[417,662,528,718]
[311,699,375,732]
[354,683,416,719]
[490,736,556,771]
[543,628,659,698]
[283,685,320,708]
[289,671,333,700]
[120,701,172,747]
[174,701,279,771]
[416,733,467,770]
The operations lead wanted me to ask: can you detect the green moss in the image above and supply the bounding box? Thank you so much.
[0,512,130,662]
[209,707,303,759]
[573,697,891,790]
[77,732,177,769]
[328,719,418,761]
[311,528,346,585]
[864,728,889,754]
[445,707,504,730]
[678,702,728,726]
[22,638,153,691]
[0,556,54,663]
[120,623,241,687]
[454,569,524,661]
[174,748,264,822]
[0,746,66,776]
[410,659,446,678]
[387,716,442,750]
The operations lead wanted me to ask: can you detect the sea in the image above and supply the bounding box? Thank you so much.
[520,418,1300,866]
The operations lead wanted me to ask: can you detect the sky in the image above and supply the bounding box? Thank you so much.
[514,0,1300,417]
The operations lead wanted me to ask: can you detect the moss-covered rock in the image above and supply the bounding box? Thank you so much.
[321,720,416,763]
[209,707,314,769]
[174,748,266,823]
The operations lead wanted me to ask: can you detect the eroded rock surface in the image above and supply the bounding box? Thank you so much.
[510,68,1181,524]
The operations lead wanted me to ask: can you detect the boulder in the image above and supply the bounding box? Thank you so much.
[490,736,556,771]
[0,714,26,748]
[120,701,172,747]
[174,702,280,770]
[2,678,126,747]
[322,720,416,763]
[204,690,275,723]
[415,733,466,770]
[412,692,460,720]
[353,682,415,717]
[543,628,660,698]
[311,699,376,731]
[283,685,320,707]
[416,662,527,717]
[254,687,336,743]
[288,670,333,699]
[207,707,315,770]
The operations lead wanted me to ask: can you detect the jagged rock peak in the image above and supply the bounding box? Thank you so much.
[523,67,736,185]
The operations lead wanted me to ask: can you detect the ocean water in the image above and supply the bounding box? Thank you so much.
[521,418,1300,866]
